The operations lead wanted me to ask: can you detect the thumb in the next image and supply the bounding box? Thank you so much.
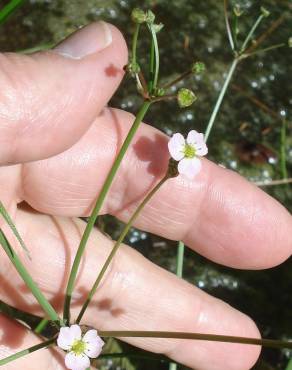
[0,22,128,165]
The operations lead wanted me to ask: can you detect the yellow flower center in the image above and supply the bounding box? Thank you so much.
[71,339,86,356]
[183,144,196,158]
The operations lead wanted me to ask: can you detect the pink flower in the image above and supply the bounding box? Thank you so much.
[57,324,104,370]
[168,130,208,179]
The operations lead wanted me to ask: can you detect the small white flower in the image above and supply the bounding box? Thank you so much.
[57,324,104,370]
[168,130,208,179]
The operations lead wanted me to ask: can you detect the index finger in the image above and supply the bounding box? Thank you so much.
[21,108,292,269]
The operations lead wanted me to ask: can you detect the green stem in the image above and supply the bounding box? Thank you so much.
[243,43,286,58]
[0,229,60,323]
[161,70,192,90]
[149,26,160,90]
[204,58,238,141]
[240,14,264,53]
[148,39,155,92]
[34,318,49,335]
[0,337,55,366]
[285,358,292,370]
[63,101,151,324]
[255,178,292,187]
[280,119,288,179]
[223,0,235,51]
[76,175,168,324]
[0,0,24,24]
[132,24,140,66]
[99,330,292,349]
[0,201,30,258]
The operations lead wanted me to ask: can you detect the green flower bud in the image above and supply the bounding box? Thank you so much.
[191,61,205,74]
[288,37,292,48]
[153,87,165,97]
[152,23,164,33]
[260,6,270,18]
[131,8,146,24]
[146,10,155,24]
[233,4,243,17]
[177,88,197,108]
[126,61,141,76]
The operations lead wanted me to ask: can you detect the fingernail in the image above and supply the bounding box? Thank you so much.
[54,21,112,59]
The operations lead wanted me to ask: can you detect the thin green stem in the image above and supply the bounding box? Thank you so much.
[34,318,49,335]
[0,201,30,259]
[0,0,24,24]
[148,39,155,93]
[148,25,160,93]
[76,175,168,323]
[280,119,288,179]
[18,43,54,54]
[161,70,192,90]
[150,26,160,90]
[223,0,235,51]
[99,331,292,349]
[204,58,238,141]
[132,24,140,66]
[0,337,55,366]
[176,241,185,278]
[255,178,292,187]
[240,14,264,53]
[243,43,286,58]
[63,101,151,324]
[0,229,60,323]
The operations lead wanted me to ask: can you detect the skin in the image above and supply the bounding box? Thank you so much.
[0,22,291,370]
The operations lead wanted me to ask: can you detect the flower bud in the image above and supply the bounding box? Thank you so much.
[146,10,156,24]
[233,4,243,17]
[260,6,270,17]
[131,8,147,24]
[152,23,164,33]
[126,61,141,76]
[153,87,165,97]
[177,88,197,108]
[191,61,205,74]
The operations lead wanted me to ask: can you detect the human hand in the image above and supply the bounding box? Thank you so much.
[0,22,291,370]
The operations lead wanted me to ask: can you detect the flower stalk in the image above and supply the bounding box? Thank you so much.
[76,174,169,324]
[63,100,151,324]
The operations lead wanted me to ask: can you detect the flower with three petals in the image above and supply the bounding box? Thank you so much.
[57,324,104,370]
[168,130,208,179]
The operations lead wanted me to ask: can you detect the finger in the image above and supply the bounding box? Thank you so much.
[21,108,292,269]
[0,208,261,370]
[0,314,65,369]
[0,22,127,165]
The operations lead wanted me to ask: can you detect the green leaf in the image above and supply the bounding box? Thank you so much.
[0,0,25,25]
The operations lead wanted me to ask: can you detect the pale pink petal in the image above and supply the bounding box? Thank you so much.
[83,330,104,358]
[57,327,75,350]
[65,352,90,370]
[178,157,202,179]
[186,130,204,146]
[168,133,185,161]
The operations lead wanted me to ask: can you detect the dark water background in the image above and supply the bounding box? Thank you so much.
[0,0,291,369]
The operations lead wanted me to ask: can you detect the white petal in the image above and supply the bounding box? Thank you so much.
[83,330,104,358]
[65,352,90,370]
[195,142,208,156]
[57,327,75,350]
[186,130,204,146]
[178,157,202,179]
[69,325,82,340]
[168,133,185,161]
